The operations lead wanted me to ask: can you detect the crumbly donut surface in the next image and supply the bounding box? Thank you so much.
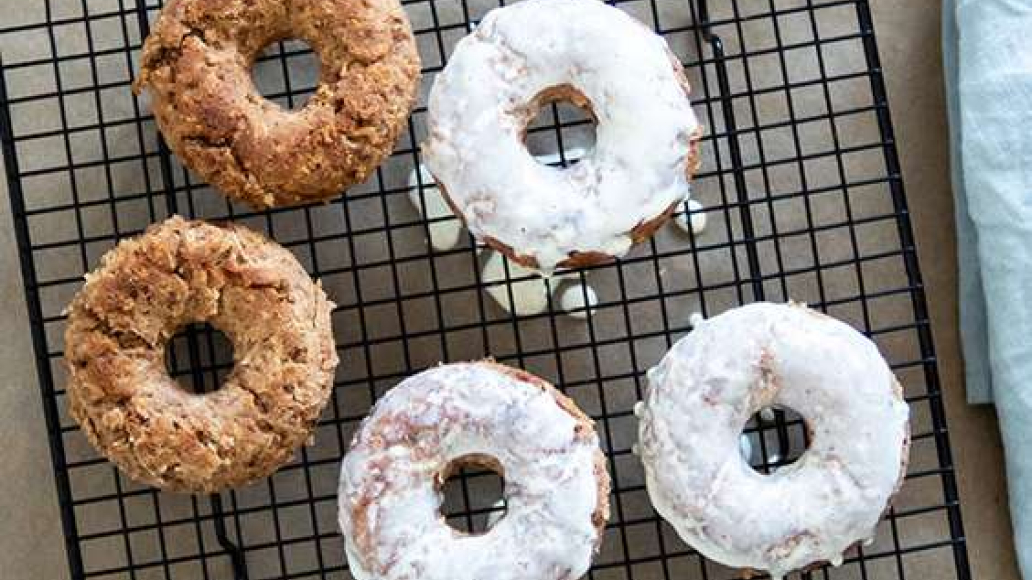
[339,361,610,580]
[638,302,910,578]
[134,0,420,208]
[64,216,338,492]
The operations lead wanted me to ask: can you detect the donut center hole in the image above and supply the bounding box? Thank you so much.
[523,86,597,167]
[251,38,320,110]
[741,406,811,475]
[437,454,507,535]
[164,323,234,395]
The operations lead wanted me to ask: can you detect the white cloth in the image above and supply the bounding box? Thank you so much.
[945,1,1032,575]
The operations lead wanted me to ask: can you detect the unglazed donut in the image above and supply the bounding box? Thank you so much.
[638,302,909,578]
[64,217,338,492]
[422,0,703,273]
[134,0,420,208]
[339,361,610,580]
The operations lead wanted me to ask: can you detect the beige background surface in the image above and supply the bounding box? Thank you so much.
[0,0,1021,579]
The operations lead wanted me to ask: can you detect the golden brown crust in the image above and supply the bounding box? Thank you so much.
[133,0,421,208]
[64,216,338,492]
[432,52,704,271]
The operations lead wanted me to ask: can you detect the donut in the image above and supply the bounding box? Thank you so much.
[133,0,420,208]
[64,216,338,492]
[422,0,703,273]
[637,302,910,578]
[338,361,610,580]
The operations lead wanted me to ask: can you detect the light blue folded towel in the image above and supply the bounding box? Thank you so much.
[944,0,1032,575]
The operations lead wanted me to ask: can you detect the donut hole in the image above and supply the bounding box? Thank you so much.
[251,38,321,110]
[742,406,812,475]
[523,86,597,167]
[164,322,235,394]
[437,454,507,535]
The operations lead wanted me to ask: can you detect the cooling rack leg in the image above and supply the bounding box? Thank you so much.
[852,2,971,576]
[210,494,249,580]
[695,0,765,301]
[133,0,181,216]
[0,55,88,580]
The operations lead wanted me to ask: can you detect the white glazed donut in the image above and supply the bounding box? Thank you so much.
[423,0,703,273]
[339,361,610,580]
[638,302,910,578]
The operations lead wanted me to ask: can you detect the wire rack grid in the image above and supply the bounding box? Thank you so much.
[0,0,970,579]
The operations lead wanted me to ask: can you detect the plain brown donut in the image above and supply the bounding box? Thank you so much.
[64,216,338,493]
[133,0,420,208]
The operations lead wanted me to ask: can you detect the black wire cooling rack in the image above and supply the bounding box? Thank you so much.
[0,0,971,579]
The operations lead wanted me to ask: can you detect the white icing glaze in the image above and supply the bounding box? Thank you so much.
[481,250,550,316]
[480,248,599,319]
[638,302,909,578]
[486,498,508,529]
[558,283,598,319]
[339,362,605,580]
[423,0,701,273]
[689,312,705,328]
[759,406,777,423]
[674,199,707,235]
[739,433,753,463]
[407,148,588,253]
[407,166,463,252]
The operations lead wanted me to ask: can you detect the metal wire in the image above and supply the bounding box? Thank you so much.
[0,0,970,578]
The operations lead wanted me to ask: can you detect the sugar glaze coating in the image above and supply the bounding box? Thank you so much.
[638,302,910,578]
[423,0,702,272]
[339,361,610,580]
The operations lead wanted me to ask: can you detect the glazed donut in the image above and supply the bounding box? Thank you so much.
[64,217,338,492]
[637,302,909,578]
[339,361,610,580]
[134,0,420,208]
[422,0,703,273]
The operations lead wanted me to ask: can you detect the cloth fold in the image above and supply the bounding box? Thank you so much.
[944,0,1032,576]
